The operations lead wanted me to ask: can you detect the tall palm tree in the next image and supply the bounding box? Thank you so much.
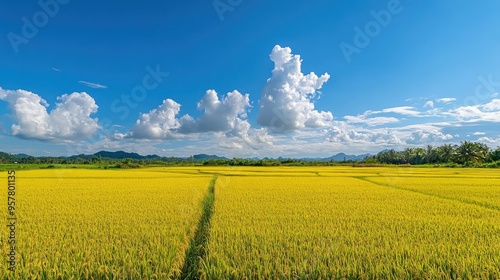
[457,141,490,164]
[424,145,437,164]
[414,148,425,164]
[436,144,455,163]
[403,148,415,164]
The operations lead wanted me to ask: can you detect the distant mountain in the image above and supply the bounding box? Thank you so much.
[88,151,366,162]
[14,153,32,158]
[0,150,370,163]
[193,154,227,161]
[300,153,371,162]
[326,153,371,162]
[91,151,227,161]
[93,151,161,160]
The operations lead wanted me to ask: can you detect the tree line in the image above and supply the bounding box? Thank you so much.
[1,141,499,168]
[364,141,500,167]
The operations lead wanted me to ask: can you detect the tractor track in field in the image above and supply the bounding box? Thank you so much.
[355,176,500,212]
[178,175,217,280]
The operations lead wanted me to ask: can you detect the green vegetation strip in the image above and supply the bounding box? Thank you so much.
[179,175,217,279]
[356,176,500,212]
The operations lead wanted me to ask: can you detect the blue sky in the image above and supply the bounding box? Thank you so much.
[1,0,500,157]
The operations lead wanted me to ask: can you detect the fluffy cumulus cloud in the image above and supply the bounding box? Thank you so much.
[0,87,99,141]
[257,45,333,132]
[126,89,273,148]
[192,89,251,133]
[217,120,273,150]
[127,99,182,139]
[128,90,252,138]
[186,90,273,149]
[406,130,454,144]
[328,122,402,145]
[6,44,500,157]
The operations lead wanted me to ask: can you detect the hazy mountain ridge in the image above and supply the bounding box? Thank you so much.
[0,150,369,162]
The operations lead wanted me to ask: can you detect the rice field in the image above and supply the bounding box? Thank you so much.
[0,168,212,279]
[1,166,500,279]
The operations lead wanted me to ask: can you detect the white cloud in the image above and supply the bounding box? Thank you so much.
[424,101,434,108]
[126,89,273,149]
[344,115,399,126]
[478,137,500,145]
[482,98,500,111]
[328,121,402,145]
[436,97,457,104]
[190,90,273,149]
[452,106,484,120]
[380,106,421,117]
[217,121,273,150]
[79,81,108,89]
[257,45,332,132]
[472,132,486,136]
[406,130,454,144]
[447,99,500,122]
[127,99,182,139]
[0,87,99,141]
[194,89,251,132]
[405,97,425,102]
[128,89,253,139]
[355,106,423,120]
[326,117,460,150]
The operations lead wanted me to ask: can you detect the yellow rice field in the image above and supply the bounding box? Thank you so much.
[204,170,500,279]
[1,166,499,279]
[1,168,212,279]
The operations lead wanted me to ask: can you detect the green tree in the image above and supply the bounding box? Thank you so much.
[402,148,415,164]
[490,147,500,162]
[424,145,439,164]
[436,144,455,163]
[457,141,490,165]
